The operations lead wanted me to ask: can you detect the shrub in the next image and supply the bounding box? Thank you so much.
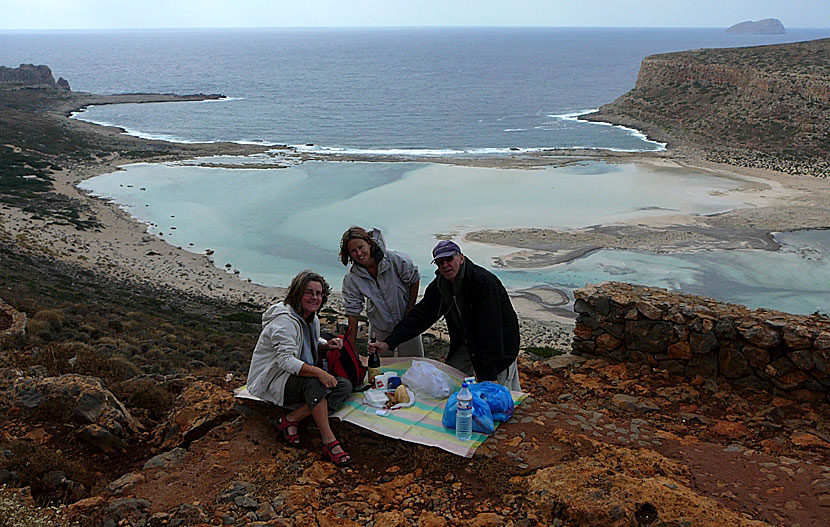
[0,441,87,502]
[110,377,175,421]
[32,310,64,332]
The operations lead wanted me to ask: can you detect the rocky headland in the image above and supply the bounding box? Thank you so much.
[583,38,829,178]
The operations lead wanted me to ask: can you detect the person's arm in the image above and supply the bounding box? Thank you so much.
[469,277,507,382]
[297,362,337,388]
[380,280,441,350]
[346,315,360,350]
[406,281,419,314]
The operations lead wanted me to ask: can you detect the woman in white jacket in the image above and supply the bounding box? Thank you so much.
[246,270,352,466]
[340,227,424,357]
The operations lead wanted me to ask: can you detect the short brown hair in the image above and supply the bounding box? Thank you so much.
[284,270,331,313]
[339,226,383,266]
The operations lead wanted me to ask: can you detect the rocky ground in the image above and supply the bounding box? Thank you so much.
[4,349,828,526]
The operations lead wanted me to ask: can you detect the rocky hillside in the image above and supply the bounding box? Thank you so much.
[2,238,830,526]
[583,38,830,177]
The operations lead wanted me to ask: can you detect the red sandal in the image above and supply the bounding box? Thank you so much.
[276,416,301,447]
[322,440,352,467]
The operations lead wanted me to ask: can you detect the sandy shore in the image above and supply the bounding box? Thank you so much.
[3,96,828,352]
[467,157,830,268]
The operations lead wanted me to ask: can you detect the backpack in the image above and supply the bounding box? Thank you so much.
[321,327,368,390]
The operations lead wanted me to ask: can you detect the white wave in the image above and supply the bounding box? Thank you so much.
[549,108,667,151]
[503,128,526,132]
[292,144,557,157]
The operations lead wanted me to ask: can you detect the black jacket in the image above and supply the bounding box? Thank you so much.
[384,257,519,381]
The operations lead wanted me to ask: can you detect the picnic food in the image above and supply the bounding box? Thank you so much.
[394,385,410,404]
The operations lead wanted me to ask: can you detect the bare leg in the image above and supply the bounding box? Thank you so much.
[310,399,348,460]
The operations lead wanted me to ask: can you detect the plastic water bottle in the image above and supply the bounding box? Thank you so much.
[456,382,473,441]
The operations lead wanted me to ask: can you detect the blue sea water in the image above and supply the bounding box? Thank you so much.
[1,27,828,152]
[3,27,830,313]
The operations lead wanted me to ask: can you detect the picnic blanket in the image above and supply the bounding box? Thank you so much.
[235,357,527,458]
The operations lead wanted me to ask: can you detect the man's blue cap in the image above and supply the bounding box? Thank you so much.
[432,240,461,262]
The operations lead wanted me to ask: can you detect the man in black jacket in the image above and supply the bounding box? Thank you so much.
[368,240,521,390]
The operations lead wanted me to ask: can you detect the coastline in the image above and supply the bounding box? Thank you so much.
[4,92,830,350]
[467,157,830,268]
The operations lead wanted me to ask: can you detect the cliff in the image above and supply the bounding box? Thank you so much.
[584,38,830,177]
[726,19,786,35]
[0,64,69,90]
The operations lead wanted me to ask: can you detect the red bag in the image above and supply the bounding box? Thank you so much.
[323,327,367,390]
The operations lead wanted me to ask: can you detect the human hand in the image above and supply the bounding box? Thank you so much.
[324,337,343,350]
[368,340,390,355]
[317,368,338,388]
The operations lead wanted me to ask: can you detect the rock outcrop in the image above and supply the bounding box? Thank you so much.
[573,282,830,397]
[0,64,69,90]
[726,19,786,35]
[1,371,140,451]
[0,297,26,341]
[583,39,830,177]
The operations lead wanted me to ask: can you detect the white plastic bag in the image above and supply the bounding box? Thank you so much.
[401,361,452,399]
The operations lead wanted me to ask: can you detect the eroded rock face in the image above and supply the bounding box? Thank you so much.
[584,39,830,178]
[154,380,236,448]
[573,282,830,397]
[0,64,64,89]
[3,372,139,451]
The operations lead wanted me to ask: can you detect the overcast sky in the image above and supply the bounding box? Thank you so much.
[1,0,827,30]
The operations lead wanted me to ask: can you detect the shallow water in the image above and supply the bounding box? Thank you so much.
[79,160,829,315]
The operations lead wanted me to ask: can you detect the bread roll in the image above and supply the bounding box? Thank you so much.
[394,385,410,404]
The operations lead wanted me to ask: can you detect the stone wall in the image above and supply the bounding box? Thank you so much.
[572,282,830,397]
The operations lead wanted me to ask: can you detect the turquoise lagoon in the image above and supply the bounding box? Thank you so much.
[79,160,829,315]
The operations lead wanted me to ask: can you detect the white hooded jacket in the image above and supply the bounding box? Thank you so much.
[246,302,326,406]
[341,228,420,333]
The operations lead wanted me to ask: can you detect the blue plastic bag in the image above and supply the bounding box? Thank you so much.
[442,389,495,434]
[470,381,514,422]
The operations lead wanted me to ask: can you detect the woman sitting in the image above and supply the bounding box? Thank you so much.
[340,226,424,357]
[246,270,353,466]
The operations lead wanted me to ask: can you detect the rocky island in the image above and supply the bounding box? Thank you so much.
[726,19,786,35]
[1,46,829,527]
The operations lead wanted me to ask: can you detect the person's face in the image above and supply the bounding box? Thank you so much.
[436,253,463,282]
[300,280,324,317]
[347,238,373,266]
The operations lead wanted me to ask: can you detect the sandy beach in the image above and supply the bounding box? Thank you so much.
[2,96,829,351]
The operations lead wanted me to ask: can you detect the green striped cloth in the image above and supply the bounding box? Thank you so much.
[335,357,525,458]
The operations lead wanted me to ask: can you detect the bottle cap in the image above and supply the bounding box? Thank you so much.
[461,381,468,388]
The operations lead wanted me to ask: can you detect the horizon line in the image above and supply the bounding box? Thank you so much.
[1,24,829,32]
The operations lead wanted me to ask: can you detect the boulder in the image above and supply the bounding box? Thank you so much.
[154,380,236,448]
[6,373,139,450]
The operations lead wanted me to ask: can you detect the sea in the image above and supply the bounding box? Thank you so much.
[2,27,829,314]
